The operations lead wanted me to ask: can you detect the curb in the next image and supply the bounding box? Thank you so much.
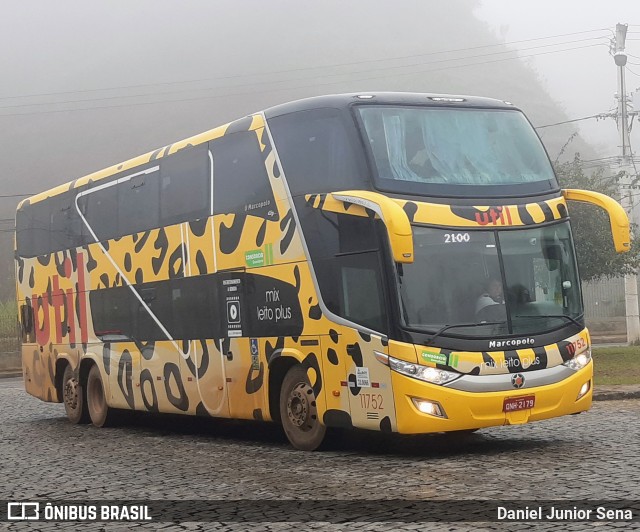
[0,371,22,379]
[592,390,640,401]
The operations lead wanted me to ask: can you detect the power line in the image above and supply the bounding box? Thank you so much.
[535,113,611,129]
[0,194,34,198]
[0,43,607,118]
[626,66,640,77]
[0,38,610,112]
[0,28,612,103]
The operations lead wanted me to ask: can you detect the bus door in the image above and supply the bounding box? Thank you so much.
[176,221,228,418]
[218,269,259,420]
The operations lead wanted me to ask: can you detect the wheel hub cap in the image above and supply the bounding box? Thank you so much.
[287,382,312,427]
[64,378,78,410]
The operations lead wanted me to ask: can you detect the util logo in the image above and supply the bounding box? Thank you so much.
[474,206,513,226]
[32,253,89,346]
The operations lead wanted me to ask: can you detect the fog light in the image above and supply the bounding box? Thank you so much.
[411,398,447,418]
[577,380,591,400]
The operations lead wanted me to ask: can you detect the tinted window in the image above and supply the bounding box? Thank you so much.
[268,108,370,197]
[161,145,209,226]
[90,286,133,339]
[171,276,219,339]
[16,204,35,257]
[210,132,277,220]
[16,201,51,257]
[50,194,83,251]
[90,275,221,341]
[78,184,118,243]
[119,170,160,236]
[134,283,172,340]
[17,187,90,257]
[295,197,388,333]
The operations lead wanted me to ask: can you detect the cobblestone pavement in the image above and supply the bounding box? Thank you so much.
[1,377,639,531]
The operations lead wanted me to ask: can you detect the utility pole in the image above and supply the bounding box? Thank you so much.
[613,23,640,344]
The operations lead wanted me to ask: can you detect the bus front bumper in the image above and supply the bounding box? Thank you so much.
[391,361,593,434]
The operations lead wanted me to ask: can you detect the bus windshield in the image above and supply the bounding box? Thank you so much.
[398,222,582,337]
[358,106,556,189]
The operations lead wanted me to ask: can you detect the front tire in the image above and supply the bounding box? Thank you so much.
[62,364,89,424]
[86,365,115,427]
[280,365,326,451]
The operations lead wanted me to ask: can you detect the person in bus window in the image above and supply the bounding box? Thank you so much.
[475,277,505,320]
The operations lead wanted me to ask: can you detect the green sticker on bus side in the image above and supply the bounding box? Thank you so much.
[245,244,274,268]
[421,351,448,365]
[245,250,264,267]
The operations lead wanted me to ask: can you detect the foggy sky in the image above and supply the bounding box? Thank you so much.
[476,0,640,156]
[0,0,638,298]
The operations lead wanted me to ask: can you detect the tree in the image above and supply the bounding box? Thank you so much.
[555,154,640,282]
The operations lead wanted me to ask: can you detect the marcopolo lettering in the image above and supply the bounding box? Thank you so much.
[488,337,535,349]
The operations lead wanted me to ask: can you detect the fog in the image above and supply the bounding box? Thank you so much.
[476,0,640,158]
[0,0,638,298]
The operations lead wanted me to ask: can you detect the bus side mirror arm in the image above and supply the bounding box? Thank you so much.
[331,190,414,263]
[561,188,631,253]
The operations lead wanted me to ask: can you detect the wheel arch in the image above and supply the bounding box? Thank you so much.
[268,353,301,424]
[79,353,101,390]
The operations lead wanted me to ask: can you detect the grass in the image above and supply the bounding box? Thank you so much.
[0,300,17,338]
[592,346,640,385]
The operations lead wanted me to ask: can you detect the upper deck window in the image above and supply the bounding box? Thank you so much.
[268,108,369,197]
[357,106,557,196]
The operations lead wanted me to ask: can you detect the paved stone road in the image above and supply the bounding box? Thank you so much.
[1,377,639,531]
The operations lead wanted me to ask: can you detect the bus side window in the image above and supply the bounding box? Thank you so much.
[50,195,83,252]
[16,204,34,258]
[268,107,369,197]
[81,185,119,243]
[160,145,209,226]
[119,172,160,237]
[296,198,388,334]
[171,276,220,340]
[89,286,134,339]
[209,132,278,220]
[16,201,51,258]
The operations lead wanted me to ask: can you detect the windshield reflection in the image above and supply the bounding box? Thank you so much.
[398,222,583,338]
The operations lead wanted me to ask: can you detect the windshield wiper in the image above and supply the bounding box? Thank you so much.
[515,314,583,328]
[425,321,507,346]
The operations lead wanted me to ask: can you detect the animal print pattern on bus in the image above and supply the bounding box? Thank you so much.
[17,109,590,437]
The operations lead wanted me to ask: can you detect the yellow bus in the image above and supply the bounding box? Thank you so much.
[15,92,629,450]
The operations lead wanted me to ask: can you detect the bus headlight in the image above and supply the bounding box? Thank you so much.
[563,348,592,371]
[388,356,460,385]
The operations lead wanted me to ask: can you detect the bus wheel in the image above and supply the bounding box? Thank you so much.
[62,365,89,424]
[280,365,326,451]
[86,365,114,428]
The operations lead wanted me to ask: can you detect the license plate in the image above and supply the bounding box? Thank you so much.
[503,395,535,412]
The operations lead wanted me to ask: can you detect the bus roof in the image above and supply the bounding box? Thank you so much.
[19,92,518,209]
[264,91,518,118]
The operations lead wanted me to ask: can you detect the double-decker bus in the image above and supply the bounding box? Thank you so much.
[15,92,629,450]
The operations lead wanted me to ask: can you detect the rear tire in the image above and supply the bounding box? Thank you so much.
[280,365,326,451]
[86,365,115,427]
[62,364,89,424]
